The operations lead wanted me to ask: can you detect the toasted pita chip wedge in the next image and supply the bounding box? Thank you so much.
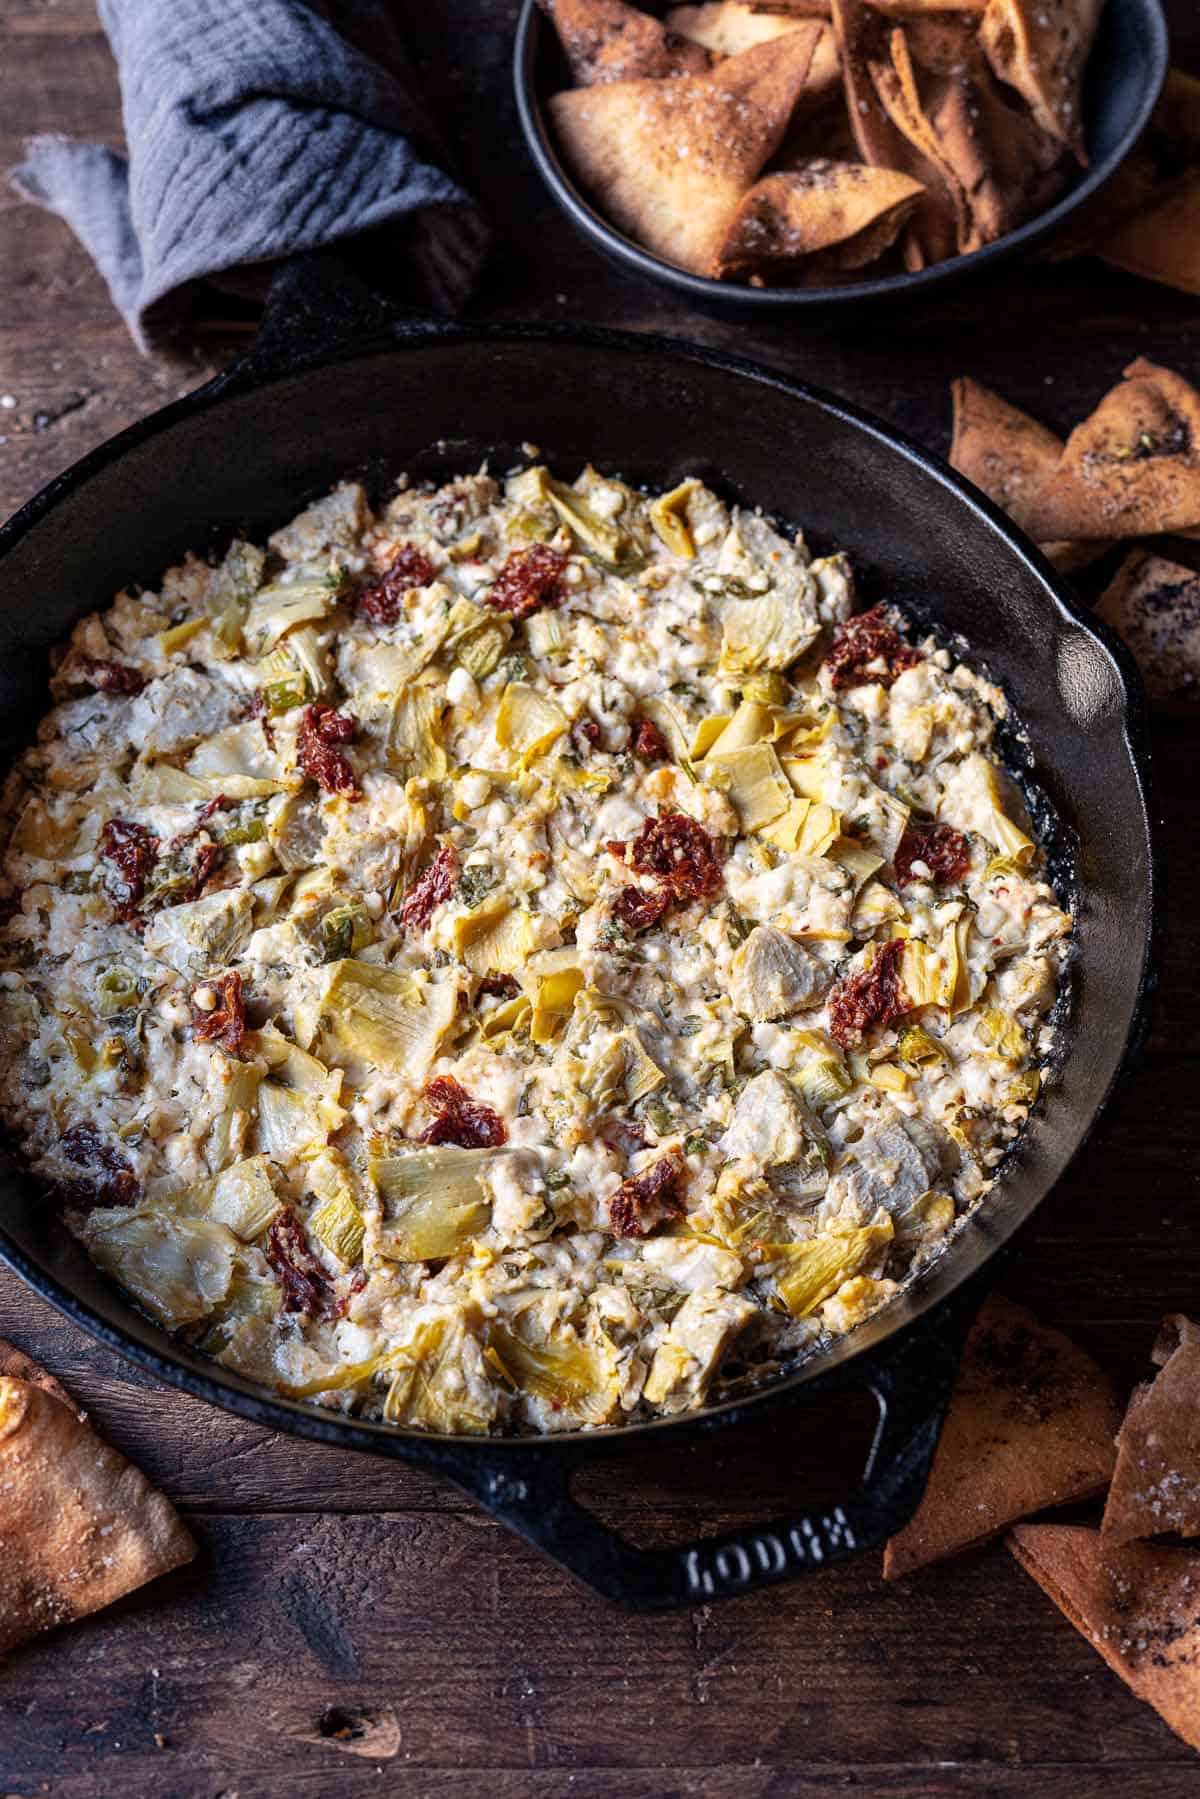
[1024,360,1200,542]
[539,0,712,83]
[1103,172,1200,298]
[0,1337,84,1421]
[1097,552,1200,710]
[0,1377,195,1656]
[831,0,957,267]
[883,1296,1121,1580]
[1009,1526,1200,1751]
[1103,1316,1200,1544]
[871,0,985,10]
[1049,70,1200,265]
[979,0,1102,164]
[949,377,1109,572]
[667,1,813,53]
[714,159,924,282]
[550,29,823,275]
[747,0,831,11]
[871,24,1066,256]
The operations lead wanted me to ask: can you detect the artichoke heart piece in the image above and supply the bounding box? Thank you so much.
[649,480,700,558]
[309,1188,366,1267]
[719,1070,830,1180]
[731,925,832,1022]
[208,1154,282,1239]
[900,939,941,1010]
[79,1207,237,1327]
[243,579,337,655]
[701,700,773,759]
[495,681,568,770]
[531,965,584,1044]
[257,1079,342,1160]
[541,469,629,564]
[318,960,459,1078]
[719,569,820,677]
[831,837,884,894]
[388,684,446,781]
[760,796,840,858]
[707,743,792,835]
[489,1323,619,1426]
[940,752,1035,865]
[642,1290,756,1411]
[977,1006,1027,1062]
[144,889,254,979]
[794,1052,854,1111]
[453,896,534,977]
[770,1219,894,1319]
[370,1146,495,1261]
[383,1316,497,1434]
[853,878,905,932]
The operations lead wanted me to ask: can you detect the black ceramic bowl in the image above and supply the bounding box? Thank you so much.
[514,0,1169,313]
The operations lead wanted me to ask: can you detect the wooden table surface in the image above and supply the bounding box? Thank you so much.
[3,2,1200,1794]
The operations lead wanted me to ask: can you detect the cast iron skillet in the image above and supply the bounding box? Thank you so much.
[0,261,1161,1610]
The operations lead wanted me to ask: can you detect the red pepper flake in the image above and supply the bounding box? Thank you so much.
[358,544,438,625]
[893,821,970,888]
[483,545,569,619]
[80,656,146,697]
[191,971,246,1051]
[628,812,724,902]
[399,845,459,933]
[631,717,671,763]
[297,703,360,798]
[828,938,910,1049]
[612,883,671,934]
[266,1209,337,1317]
[419,1075,508,1149]
[576,716,602,750]
[823,606,923,691]
[59,1123,140,1208]
[100,819,159,920]
[196,795,230,826]
[609,1154,685,1239]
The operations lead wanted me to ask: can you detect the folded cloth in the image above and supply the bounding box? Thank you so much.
[9,0,489,349]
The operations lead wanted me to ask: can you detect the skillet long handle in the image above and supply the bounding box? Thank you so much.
[442,1293,979,1612]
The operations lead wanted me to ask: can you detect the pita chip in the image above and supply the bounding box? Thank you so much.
[0,1336,84,1420]
[871,0,985,11]
[0,1376,195,1656]
[1009,1525,1200,1751]
[1048,70,1200,266]
[714,159,924,282]
[1099,71,1200,295]
[539,0,712,84]
[883,1295,1121,1580]
[1103,1317,1200,1545]
[1096,552,1200,710]
[949,377,1109,572]
[1023,360,1200,542]
[870,23,1067,256]
[832,0,956,267]
[979,0,1103,164]
[667,2,816,53]
[549,29,824,275]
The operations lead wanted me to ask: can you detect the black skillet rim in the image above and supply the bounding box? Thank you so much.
[0,319,1164,1462]
[512,0,1170,311]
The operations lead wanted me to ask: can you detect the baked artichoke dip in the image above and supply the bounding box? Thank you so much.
[0,464,1072,1434]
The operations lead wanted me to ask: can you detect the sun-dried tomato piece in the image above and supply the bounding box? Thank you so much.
[628,813,724,902]
[298,703,360,798]
[266,1209,337,1317]
[60,1122,140,1208]
[612,883,671,935]
[80,656,146,696]
[576,716,602,750]
[476,974,520,1002]
[100,819,159,920]
[358,544,439,625]
[156,828,223,906]
[483,545,569,619]
[828,938,910,1049]
[894,821,970,888]
[596,1114,648,1159]
[192,971,246,1051]
[399,845,459,933]
[823,606,923,691]
[631,717,671,763]
[419,1075,508,1149]
[609,1154,685,1239]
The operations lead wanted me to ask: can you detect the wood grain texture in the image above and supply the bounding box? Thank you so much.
[2,2,1200,1794]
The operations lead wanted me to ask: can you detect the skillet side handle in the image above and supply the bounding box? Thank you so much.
[444,1291,979,1612]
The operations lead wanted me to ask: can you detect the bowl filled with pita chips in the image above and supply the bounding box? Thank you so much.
[516,0,1167,304]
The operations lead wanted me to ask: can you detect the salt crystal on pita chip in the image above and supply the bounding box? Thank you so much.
[0,1375,195,1657]
[1104,1316,1200,1543]
[549,28,823,275]
[713,159,924,282]
[883,1296,1121,1580]
[949,376,1109,572]
[1096,551,1200,711]
[539,0,712,84]
[1023,360,1200,542]
[1009,1525,1200,1752]
[831,0,956,267]
[979,0,1103,165]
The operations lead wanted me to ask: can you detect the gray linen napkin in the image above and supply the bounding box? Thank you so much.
[10,0,489,349]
